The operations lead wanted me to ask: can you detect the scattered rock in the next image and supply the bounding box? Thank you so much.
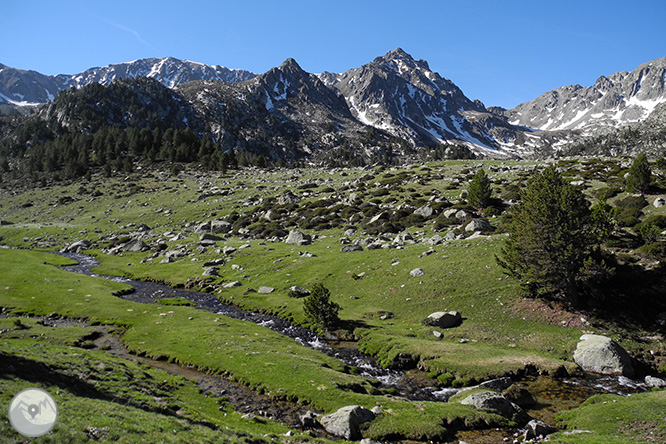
[257,286,275,294]
[460,391,527,422]
[288,286,310,298]
[123,239,148,252]
[300,411,320,428]
[341,244,363,252]
[320,405,375,440]
[413,204,433,218]
[200,233,225,242]
[410,268,425,277]
[465,219,494,232]
[285,229,312,245]
[573,334,634,377]
[424,311,462,328]
[524,419,557,440]
[222,246,237,255]
[645,375,666,388]
[62,239,92,253]
[277,190,301,205]
[344,228,357,237]
[432,330,443,339]
[393,231,415,246]
[478,377,513,392]
[202,267,219,277]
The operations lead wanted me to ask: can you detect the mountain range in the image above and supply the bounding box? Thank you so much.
[1,49,665,160]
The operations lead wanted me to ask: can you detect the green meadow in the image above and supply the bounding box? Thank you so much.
[2,159,665,442]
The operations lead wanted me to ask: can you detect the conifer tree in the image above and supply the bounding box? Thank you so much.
[496,166,603,305]
[303,283,340,331]
[467,168,492,209]
[626,153,651,194]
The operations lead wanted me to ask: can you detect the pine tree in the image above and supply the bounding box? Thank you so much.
[626,153,651,194]
[303,283,340,331]
[467,168,492,209]
[496,166,602,305]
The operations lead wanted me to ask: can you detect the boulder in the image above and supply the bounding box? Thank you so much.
[524,419,557,440]
[413,205,433,218]
[223,281,242,288]
[460,391,527,422]
[393,231,415,246]
[424,311,462,328]
[278,190,301,205]
[257,286,275,294]
[288,286,311,298]
[211,220,232,233]
[341,244,363,252]
[654,197,666,208]
[455,210,473,221]
[465,219,494,232]
[410,268,425,277]
[222,246,237,255]
[300,411,320,428]
[62,239,92,253]
[320,405,375,440]
[443,208,458,218]
[285,229,311,245]
[123,239,148,252]
[645,375,666,388]
[200,233,225,242]
[573,334,634,377]
[202,267,219,277]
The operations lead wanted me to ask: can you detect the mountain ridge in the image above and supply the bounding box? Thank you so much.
[1,50,665,160]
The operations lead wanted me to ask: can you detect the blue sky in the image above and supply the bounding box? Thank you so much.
[2,0,665,108]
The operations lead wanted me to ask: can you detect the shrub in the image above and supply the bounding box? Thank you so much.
[613,207,642,227]
[615,195,648,209]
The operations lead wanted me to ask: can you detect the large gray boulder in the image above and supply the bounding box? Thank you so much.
[424,311,462,328]
[285,229,311,245]
[413,205,433,218]
[62,239,92,253]
[278,190,301,205]
[573,334,634,377]
[123,239,148,252]
[320,405,375,440]
[465,219,494,232]
[524,419,557,440]
[460,391,525,420]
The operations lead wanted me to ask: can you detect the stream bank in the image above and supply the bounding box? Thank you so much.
[57,251,652,441]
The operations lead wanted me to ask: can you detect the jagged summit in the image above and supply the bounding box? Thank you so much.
[508,56,666,133]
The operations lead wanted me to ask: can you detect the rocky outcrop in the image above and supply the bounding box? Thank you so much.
[320,405,375,440]
[573,334,634,377]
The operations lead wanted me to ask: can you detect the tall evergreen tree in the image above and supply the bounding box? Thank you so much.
[496,166,603,305]
[626,153,652,194]
[303,283,340,331]
[467,168,492,209]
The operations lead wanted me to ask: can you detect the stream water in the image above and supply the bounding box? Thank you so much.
[58,252,651,435]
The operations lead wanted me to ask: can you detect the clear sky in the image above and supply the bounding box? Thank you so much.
[2,0,665,109]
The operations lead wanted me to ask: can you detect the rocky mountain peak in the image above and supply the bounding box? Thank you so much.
[509,56,666,133]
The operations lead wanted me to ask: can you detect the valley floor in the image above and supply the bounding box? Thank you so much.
[2,160,666,443]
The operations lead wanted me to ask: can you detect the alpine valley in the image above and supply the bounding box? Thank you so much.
[1,48,665,167]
